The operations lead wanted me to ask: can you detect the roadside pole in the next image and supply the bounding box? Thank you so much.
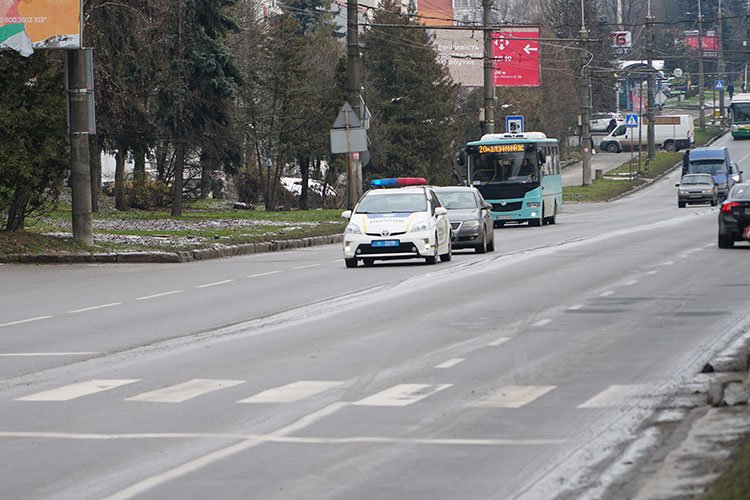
[65,49,93,245]
[482,0,494,134]
[717,0,725,118]
[346,0,363,202]
[645,1,656,161]
[580,5,592,186]
[698,4,706,130]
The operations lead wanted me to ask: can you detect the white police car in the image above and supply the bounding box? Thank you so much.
[341,178,452,267]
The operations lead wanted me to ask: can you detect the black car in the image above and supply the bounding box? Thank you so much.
[433,186,495,253]
[718,183,750,248]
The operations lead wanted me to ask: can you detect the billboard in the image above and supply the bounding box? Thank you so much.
[492,27,540,87]
[0,0,81,56]
[683,30,718,58]
[433,28,484,86]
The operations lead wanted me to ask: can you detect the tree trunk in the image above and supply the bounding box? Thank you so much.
[299,153,310,210]
[89,136,101,213]
[171,141,185,217]
[5,186,29,231]
[134,147,146,187]
[115,148,127,210]
[200,151,212,199]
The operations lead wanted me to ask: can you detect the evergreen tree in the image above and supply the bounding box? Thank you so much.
[362,0,460,185]
[0,52,67,231]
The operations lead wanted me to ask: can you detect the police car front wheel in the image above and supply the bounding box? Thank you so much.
[345,258,358,268]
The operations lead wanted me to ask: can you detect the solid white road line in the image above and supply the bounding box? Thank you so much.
[125,379,245,403]
[247,270,281,278]
[599,291,615,297]
[195,279,236,289]
[238,381,344,404]
[477,385,556,408]
[291,264,321,270]
[533,319,552,327]
[0,352,99,357]
[0,430,567,446]
[135,290,183,301]
[578,385,646,408]
[435,358,465,369]
[488,337,511,347]
[0,316,53,328]
[16,379,140,402]
[68,303,122,314]
[352,384,452,407]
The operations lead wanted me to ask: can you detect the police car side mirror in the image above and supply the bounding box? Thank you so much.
[435,207,448,216]
[341,210,352,219]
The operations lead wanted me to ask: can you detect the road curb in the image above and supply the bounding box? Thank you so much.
[0,234,344,265]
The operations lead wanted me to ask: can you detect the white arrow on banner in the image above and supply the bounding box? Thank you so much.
[523,44,538,55]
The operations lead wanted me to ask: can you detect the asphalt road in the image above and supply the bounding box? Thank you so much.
[1,132,749,500]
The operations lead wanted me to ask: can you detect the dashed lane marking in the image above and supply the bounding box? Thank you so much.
[68,303,122,314]
[135,290,183,301]
[488,337,511,346]
[125,379,245,403]
[599,291,615,297]
[0,316,53,328]
[16,379,140,402]
[247,271,281,278]
[578,385,648,408]
[352,384,452,407]
[533,319,552,327]
[568,305,584,310]
[660,261,675,266]
[238,381,344,404]
[623,280,639,286]
[292,264,321,270]
[435,358,465,369]
[476,385,556,408]
[646,270,659,275]
[195,279,236,289]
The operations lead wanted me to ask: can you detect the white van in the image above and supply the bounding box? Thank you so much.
[599,114,694,153]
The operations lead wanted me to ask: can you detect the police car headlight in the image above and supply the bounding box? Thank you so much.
[410,221,430,232]
[345,223,362,234]
[462,220,480,229]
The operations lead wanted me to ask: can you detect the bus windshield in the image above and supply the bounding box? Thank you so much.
[731,102,750,124]
[469,151,539,184]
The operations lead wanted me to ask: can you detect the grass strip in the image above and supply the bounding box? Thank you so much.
[705,432,750,500]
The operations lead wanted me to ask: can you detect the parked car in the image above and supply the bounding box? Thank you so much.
[599,114,694,153]
[433,186,495,254]
[676,174,718,207]
[590,112,623,133]
[718,183,750,248]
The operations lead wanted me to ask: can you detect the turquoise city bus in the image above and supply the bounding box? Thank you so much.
[464,132,562,226]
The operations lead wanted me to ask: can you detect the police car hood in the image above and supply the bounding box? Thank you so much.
[353,212,427,234]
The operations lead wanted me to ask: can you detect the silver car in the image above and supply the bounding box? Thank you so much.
[433,186,495,254]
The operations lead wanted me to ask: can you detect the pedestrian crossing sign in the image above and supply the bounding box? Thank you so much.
[715,80,725,90]
[625,114,638,128]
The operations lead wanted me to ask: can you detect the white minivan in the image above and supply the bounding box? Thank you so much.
[599,114,694,153]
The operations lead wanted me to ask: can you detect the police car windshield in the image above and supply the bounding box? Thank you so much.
[356,193,428,214]
[689,160,727,175]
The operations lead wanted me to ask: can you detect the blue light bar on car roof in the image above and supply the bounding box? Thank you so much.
[370,177,427,188]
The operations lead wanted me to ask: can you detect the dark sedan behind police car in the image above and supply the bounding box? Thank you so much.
[718,182,750,248]
[434,186,495,254]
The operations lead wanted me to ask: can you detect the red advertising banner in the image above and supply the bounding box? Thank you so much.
[683,30,718,57]
[492,27,540,87]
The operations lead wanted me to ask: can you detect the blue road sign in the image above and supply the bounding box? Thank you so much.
[715,80,725,90]
[625,114,639,128]
[506,115,525,134]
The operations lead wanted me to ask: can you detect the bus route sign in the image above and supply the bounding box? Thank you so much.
[491,27,540,87]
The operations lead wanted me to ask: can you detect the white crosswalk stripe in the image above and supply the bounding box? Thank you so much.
[476,385,556,408]
[352,383,452,407]
[238,381,344,404]
[577,385,648,408]
[125,379,245,403]
[15,379,141,402]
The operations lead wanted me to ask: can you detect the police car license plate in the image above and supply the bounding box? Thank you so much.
[372,240,399,247]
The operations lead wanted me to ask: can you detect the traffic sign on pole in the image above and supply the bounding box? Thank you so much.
[505,115,525,133]
[714,80,725,90]
[625,114,639,128]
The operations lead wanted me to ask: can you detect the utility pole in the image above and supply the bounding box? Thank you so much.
[580,0,592,186]
[698,0,706,130]
[717,0,725,116]
[482,0,495,134]
[645,0,656,160]
[347,0,363,202]
[66,49,93,245]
